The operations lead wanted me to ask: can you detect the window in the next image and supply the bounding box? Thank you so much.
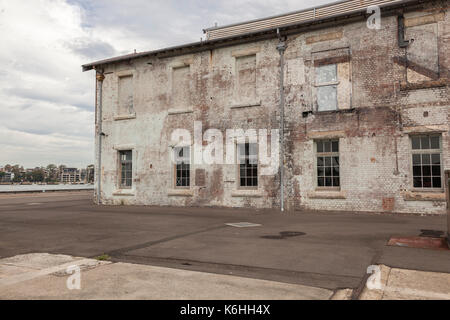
[174,146,190,188]
[316,64,338,111]
[316,140,340,188]
[405,22,439,83]
[236,55,257,102]
[118,75,133,115]
[119,150,132,188]
[238,143,258,188]
[172,66,191,107]
[411,135,442,189]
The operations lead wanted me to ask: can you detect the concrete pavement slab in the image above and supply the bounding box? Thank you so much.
[360,265,450,300]
[0,254,333,300]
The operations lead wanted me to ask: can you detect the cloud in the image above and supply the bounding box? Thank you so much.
[0,0,333,168]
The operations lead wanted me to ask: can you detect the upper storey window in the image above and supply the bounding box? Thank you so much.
[403,13,442,84]
[313,48,351,112]
[172,65,191,108]
[235,54,257,103]
[118,75,134,115]
[316,64,338,111]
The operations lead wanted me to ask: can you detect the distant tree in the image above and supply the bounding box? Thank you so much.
[11,165,23,182]
[46,164,58,182]
[32,168,45,182]
[25,172,33,182]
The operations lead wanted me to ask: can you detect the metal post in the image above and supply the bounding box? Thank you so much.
[277,29,286,212]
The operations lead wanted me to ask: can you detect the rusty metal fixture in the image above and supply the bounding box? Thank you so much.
[96,73,105,82]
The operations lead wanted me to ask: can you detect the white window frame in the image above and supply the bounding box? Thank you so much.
[236,142,259,190]
[315,139,340,190]
[410,134,444,192]
[315,64,339,112]
[173,146,191,189]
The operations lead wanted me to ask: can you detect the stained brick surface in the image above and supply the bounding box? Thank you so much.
[94,1,449,214]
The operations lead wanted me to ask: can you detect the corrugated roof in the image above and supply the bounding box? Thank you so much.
[204,0,408,39]
[82,0,417,72]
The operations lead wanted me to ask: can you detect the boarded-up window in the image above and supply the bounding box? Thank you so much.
[405,23,439,83]
[118,75,133,115]
[236,55,256,102]
[172,66,191,107]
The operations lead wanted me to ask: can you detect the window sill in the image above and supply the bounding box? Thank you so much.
[308,190,347,199]
[114,113,136,121]
[314,81,340,87]
[314,108,356,115]
[113,190,135,197]
[402,191,446,202]
[399,79,448,91]
[231,189,264,198]
[168,189,194,197]
[230,100,261,109]
[168,108,194,115]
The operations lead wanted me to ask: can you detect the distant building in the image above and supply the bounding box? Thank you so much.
[2,172,14,182]
[60,168,81,184]
[80,169,87,183]
[86,165,95,183]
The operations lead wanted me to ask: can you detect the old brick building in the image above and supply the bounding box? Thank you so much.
[83,0,449,214]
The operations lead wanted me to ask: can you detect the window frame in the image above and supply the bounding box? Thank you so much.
[237,142,259,190]
[410,134,443,192]
[173,146,191,189]
[118,150,133,190]
[315,63,339,112]
[315,139,341,190]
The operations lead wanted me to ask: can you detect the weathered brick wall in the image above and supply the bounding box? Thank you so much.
[96,0,449,214]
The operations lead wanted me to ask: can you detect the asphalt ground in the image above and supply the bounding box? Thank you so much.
[0,191,448,291]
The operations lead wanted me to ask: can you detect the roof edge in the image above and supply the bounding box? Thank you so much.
[82,0,422,72]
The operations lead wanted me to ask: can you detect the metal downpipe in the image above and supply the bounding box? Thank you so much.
[95,71,105,205]
[277,29,287,212]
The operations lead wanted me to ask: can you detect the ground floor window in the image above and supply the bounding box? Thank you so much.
[119,150,132,188]
[411,135,442,189]
[316,139,340,188]
[174,146,190,188]
[238,143,258,188]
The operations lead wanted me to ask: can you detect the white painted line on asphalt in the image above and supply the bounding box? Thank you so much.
[226,222,262,228]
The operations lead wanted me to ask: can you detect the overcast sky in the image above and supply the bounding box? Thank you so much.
[0,0,332,168]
